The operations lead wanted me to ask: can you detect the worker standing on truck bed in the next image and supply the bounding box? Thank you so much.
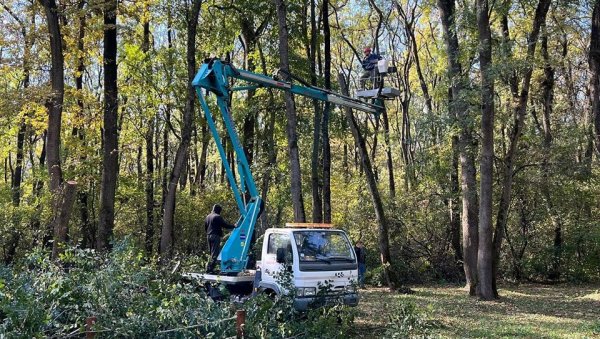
[205,204,236,273]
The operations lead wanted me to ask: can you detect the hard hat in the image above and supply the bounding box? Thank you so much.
[364,47,372,53]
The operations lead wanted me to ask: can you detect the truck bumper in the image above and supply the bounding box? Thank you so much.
[293,293,359,311]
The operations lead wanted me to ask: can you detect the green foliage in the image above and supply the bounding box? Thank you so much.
[0,241,235,337]
[0,240,358,338]
[383,301,436,338]
[242,266,356,338]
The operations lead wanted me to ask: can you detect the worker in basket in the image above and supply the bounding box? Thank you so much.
[360,47,382,89]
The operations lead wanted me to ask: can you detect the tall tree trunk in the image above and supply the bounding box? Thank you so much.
[321,0,332,223]
[539,30,562,280]
[97,0,119,251]
[339,73,394,288]
[74,1,93,249]
[160,0,202,260]
[492,0,551,296]
[309,0,323,223]
[160,7,173,241]
[258,41,278,230]
[476,0,495,300]
[198,116,209,188]
[591,0,600,156]
[142,8,155,257]
[274,0,306,222]
[240,21,256,167]
[449,135,462,262]
[438,0,479,295]
[41,0,64,228]
[39,0,74,259]
[382,109,396,199]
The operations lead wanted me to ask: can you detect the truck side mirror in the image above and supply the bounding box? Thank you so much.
[276,247,286,263]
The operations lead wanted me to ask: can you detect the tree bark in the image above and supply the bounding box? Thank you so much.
[40,0,69,255]
[274,0,306,222]
[160,0,202,260]
[321,0,332,223]
[309,0,322,223]
[257,41,278,231]
[382,108,395,199]
[591,0,600,156]
[142,8,155,257]
[52,181,77,259]
[449,135,462,262]
[309,0,323,223]
[97,0,119,251]
[74,0,93,249]
[437,0,479,295]
[476,0,495,300]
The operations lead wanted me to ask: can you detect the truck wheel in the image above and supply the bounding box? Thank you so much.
[258,288,277,301]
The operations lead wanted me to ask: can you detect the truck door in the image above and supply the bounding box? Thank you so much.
[261,232,293,291]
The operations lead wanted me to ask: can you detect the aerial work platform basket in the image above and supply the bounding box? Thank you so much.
[356,58,400,100]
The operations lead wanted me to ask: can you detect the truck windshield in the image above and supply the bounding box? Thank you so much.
[294,230,356,262]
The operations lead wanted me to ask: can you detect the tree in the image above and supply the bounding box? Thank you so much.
[97,0,119,251]
[321,0,332,223]
[142,3,155,256]
[437,0,479,295]
[38,0,78,259]
[73,0,93,250]
[476,0,495,300]
[273,0,306,222]
[309,0,323,223]
[591,0,600,155]
[160,0,202,260]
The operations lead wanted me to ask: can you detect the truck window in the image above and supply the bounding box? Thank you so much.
[294,231,355,261]
[267,233,291,255]
[293,230,357,271]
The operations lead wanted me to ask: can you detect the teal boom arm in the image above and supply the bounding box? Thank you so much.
[192,58,381,274]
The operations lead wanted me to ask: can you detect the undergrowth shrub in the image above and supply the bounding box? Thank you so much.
[384,301,436,338]
[0,240,356,338]
[0,240,235,337]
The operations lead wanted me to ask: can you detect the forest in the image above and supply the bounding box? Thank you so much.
[1,0,599,337]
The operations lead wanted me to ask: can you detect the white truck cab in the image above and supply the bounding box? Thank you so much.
[187,224,359,311]
[257,225,359,310]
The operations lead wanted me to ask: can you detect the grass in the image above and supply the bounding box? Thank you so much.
[352,283,600,338]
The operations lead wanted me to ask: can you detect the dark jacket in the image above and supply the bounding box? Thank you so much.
[354,246,366,264]
[362,53,382,71]
[205,212,235,237]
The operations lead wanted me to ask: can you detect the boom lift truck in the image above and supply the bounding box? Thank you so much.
[186,58,397,310]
